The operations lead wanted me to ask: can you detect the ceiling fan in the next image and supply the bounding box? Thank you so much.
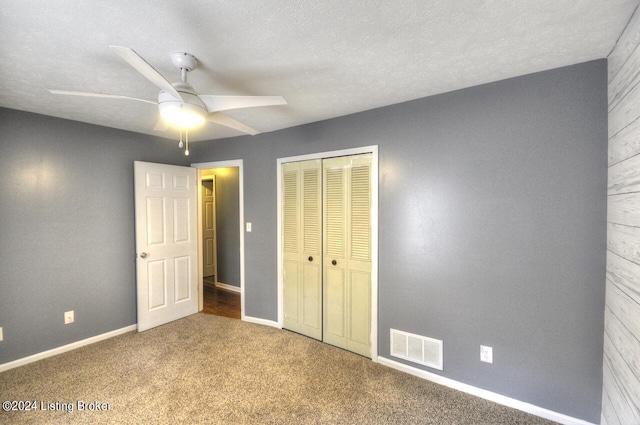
[48,46,287,142]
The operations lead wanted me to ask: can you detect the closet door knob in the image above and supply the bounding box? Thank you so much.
[140,252,148,259]
[332,259,337,266]
[308,256,313,262]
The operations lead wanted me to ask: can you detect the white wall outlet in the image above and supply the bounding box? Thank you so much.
[481,345,493,363]
[0,327,3,341]
[64,310,75,325]
[246,222,252,232]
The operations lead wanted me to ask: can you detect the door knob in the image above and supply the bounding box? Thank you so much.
[140,252,148,259]
[308,256,313,262]
[332,259,337,266]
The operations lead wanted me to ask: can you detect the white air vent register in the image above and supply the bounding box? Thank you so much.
[390,329,443,370]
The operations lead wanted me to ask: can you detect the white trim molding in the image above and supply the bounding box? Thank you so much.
[242,316,281,329]
[377,357,597,425]
[0,325,137,373]
[214,281,241,293]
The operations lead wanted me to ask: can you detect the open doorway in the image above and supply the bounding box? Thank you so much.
[193,160,245,320]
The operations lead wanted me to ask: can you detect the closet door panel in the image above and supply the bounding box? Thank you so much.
[345,155,373,356]
[282,160,322,340]
[324,267,346,341]
[323,157,349,348]
[347,270,371,355]
[282,163,302,333]
[283,259,300,324]
[300,161,322,338]
[302,261,322,331]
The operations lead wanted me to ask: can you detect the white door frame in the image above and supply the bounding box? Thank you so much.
[276,145,379,361]
[191,160,245,319]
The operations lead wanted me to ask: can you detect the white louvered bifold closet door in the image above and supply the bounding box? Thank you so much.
[323,154,372,357]
[282,160,322,340]
[282,154,372,356]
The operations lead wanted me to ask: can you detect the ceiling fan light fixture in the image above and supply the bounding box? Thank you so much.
[158,101,206,129]
[49,47,285,141]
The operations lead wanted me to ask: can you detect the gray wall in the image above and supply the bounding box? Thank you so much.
[0,108,187,364]
[210,167,240,287]
[603,6,640,425]
[190,60,607,422]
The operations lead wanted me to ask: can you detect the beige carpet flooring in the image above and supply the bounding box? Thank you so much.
[0,313,557,424]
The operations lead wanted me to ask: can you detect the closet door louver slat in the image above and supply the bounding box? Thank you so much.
[303,168,320,255]
[325,168,345,259]
[350,165,371,262]
[283,170,299,253]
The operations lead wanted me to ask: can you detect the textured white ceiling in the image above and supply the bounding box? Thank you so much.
[1,0,637,142]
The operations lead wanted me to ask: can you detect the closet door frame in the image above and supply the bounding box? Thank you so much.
[276,145,379,361]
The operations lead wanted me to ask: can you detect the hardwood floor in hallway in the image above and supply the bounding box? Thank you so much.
[202,278,241,319]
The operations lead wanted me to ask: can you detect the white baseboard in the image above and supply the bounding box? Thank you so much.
[377,357,596,425]
[242,315,281,329]
[214,281,241,293]
[0,324,137,373]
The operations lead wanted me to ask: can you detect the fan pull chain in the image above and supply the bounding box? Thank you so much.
[185,130,190,156]
[179,130,184,148]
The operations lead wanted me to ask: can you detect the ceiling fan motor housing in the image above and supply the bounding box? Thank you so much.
[158,82,207,128]
[171,52,197,72]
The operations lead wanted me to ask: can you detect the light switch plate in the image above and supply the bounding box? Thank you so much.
[0,327,3,341]
[246,222,252,232]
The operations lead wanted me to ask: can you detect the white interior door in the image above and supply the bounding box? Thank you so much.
[202,177,217,279]
[134,161,198,332]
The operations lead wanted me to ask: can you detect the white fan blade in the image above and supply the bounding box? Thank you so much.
[207,112,259,136]
[199,95,286,113]
[110,45,183,101]
[47,89,156,105]
[153,119,170,132]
